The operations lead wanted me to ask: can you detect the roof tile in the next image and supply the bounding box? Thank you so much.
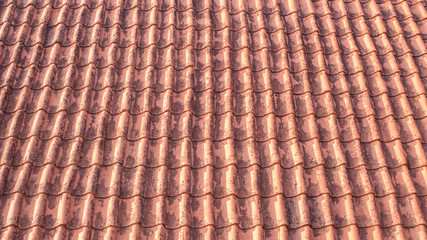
[0,0,427,238]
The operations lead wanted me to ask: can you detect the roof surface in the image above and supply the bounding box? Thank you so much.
[0,0,426,239]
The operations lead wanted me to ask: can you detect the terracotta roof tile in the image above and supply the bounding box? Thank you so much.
[0,0,427,239]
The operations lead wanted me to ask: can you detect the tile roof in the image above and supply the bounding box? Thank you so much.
[0,0,426,239]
